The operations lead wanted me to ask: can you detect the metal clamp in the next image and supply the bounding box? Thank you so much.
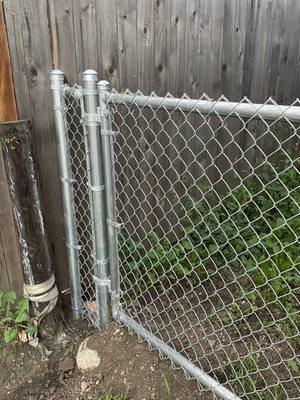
[101,129,117,136]
[83,112,100,127]
[93,276,111,289]
[97,106,109,119]
[61,177,75,184]
[107,219,123,229]
[66,242,82,250]
[53,105,67,113]
[92,254,109,266]
[109,289,122,300]
[87,182,105,192]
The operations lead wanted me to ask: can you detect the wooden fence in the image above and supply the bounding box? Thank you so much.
[0,2,23,294]
[2,0,300,291]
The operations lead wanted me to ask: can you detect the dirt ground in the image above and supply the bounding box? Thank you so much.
[0,316,211,400]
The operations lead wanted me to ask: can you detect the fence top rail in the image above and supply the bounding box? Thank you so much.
[109,92,300,123]
[59,82,300,123]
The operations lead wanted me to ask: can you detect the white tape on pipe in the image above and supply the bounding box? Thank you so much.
[23,273,59,357]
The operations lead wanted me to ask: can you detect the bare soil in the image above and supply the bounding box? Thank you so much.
[0,317,210,400]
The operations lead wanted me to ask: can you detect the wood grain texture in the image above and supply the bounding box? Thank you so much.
[117,0,138,91]
[0,3,22,293]
[73,0,99,76]
[0,2,17,121]
[97,0,120,88]
[49,0,77,84]
[0,122,23,294]
[3,0,69,290]
[2,0,300,289]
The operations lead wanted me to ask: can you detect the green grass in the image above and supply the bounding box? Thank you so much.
[163,374,171,396]
[98,390,130,400]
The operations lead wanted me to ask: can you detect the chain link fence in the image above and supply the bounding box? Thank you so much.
[63,86,97,322]
[52,70,300,400]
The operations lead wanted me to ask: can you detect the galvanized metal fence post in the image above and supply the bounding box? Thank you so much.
[98,80,120,319]
[82,70,110,328]
[50,70,82,317]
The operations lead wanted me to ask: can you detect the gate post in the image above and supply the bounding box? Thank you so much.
[51,70,82,317]
[82,70,110,328]
[98,80,120,319]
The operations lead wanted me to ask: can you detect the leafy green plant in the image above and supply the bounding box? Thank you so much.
[118,160,299,388]
[120,162,299,316]
[0,290,35,345]
[228,349,285,400]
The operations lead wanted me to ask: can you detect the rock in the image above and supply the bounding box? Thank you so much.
[80,381,89,392]
[76,337,101,373]
[58,356,74,371]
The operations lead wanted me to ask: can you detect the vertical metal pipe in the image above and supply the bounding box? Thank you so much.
[50,70,82,317]
[83,70,110,328]
[98,80,120,319]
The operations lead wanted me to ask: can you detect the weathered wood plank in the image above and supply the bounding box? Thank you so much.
[97,0,120,87]
[209,0,224,98]
[2,0,31,119]
[275,0,300,104]
[117,0,138,91]
[241,0,259,98]
[0,3,17,122]
[167,0,187,238]
[250,0,274,102]
[151,0,170,237]
[73,0,99,77]
[8,0,68,290]
[137,0,155,94]
[2,0,300,292]
[136,1,156,235]
[0,4,22,293]
[197,0,210,95]
[0,123,23,294]
[184,0,200,98]
[154,0,170,96]
[49,0,77,84]
[0,230,10,292]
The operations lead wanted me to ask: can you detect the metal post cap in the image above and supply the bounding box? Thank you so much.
[50,69,64,82]
[82,69,98,81]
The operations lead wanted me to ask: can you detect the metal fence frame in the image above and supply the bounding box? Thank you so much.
[51,70,299,400]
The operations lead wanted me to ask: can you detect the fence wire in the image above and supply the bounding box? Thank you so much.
[63,86,97,323]
[63,85,300,400]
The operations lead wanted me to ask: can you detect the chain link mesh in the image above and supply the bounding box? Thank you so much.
[63,84,299,399]
[109,91,300,400]
[63,86,97,323]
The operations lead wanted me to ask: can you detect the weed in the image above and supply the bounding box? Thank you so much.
[120,161,299,324]
[0,291,36,345]
[163,374,171,396]
[228,348,260,395]
[99,389,130,400]
[118,160,299,388]
[227,347,288,399]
